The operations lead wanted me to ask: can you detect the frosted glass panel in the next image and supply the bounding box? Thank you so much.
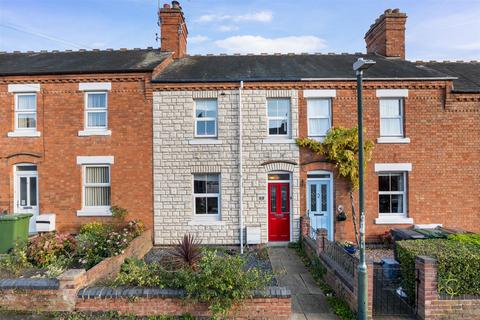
[380,99,401,116]
[380,118,402,136]
[308,99,330,117]
[309,119,330,136]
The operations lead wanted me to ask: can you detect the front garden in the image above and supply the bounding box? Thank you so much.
[0,207,144,279]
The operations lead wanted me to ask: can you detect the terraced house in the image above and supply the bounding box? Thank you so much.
[1,1,479,246]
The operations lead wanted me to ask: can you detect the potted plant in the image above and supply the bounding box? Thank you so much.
[341,241,356,254]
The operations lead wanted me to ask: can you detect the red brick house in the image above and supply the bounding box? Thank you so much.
[1,2,478,244]
[0,49,170,233]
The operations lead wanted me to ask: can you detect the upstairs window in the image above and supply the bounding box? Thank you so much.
[378,172,407,216]
[85,92,108,130]
[307,98,331,139]
[380,98,403,137]
[15,93,37,130]
[267,98,290,137]
[195,99,217,137]
[193,174,220,218]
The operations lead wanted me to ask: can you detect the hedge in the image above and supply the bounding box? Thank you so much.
[396,239,480,302]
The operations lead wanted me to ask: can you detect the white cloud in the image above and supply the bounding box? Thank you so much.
[196,10,273,23]
[189,35,209,44]
[214,35,327,54]
[408,10,480,60]
[218,25,239,32]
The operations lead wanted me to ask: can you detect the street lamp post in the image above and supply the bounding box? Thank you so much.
[353,58,375,320]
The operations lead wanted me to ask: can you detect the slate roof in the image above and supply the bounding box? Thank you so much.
[418,61,480,93]
[0,48,170,76]
[152,53,453,83]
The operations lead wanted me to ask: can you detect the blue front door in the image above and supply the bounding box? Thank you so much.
[307,179,333,240]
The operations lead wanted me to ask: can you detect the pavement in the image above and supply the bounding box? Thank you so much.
[268,247,339,320]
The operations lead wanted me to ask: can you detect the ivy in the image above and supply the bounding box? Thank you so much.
[297,126,374,244]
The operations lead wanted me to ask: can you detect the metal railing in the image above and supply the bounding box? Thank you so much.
[323,238,358,280]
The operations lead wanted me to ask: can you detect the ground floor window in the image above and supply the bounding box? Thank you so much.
[378,172,407,216]
[193,173,220,218]
[83,165,110,208]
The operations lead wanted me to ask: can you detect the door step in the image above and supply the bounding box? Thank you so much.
[267,241,290,247]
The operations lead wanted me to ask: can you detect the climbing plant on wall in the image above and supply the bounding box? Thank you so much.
[297,126,374,245]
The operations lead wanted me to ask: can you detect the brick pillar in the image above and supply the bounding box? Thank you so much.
[316,228,328,255]
[300,216,310,239]
[416,256,438,320]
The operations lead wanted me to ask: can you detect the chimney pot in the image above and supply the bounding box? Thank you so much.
[159,1,188,58]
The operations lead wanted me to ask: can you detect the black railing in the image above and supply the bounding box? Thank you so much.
[323,238,357,280]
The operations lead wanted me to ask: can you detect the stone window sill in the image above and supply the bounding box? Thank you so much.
[188,139,223,145]
[375,216,413,225]
[78,129,111,137]
[188,219,224,226]
[262,138,296,144]
[377,137,411,144]
[77,208,111,217]
[8,131,41,138]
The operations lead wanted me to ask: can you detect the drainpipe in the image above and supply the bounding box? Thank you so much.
[238,81,244,254]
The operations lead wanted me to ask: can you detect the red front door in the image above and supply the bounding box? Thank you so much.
[268,182,290,241]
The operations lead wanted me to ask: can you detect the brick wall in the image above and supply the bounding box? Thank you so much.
[76,287,291,319]
[0,74,154,232]
[298,81,480,243]
[416,256,480,320]
[301,223,374,318]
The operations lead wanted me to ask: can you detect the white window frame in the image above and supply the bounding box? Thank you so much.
[378,172,407,217]
[307,98,332,140]
[84,91,108,132]
[379,98,404,138]
[77,164,111,216]
[194,99,218,138]
[14,93,37,131]
[192,173,221,220]
[267,98,291,138]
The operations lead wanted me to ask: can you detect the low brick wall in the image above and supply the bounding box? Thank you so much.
[0,230,152,312]
[416,256,480,320]
[300,217,373,318]
[76,286,292,319]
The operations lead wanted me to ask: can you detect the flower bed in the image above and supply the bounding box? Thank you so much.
[78,235,286,318]
[0,215,144,279]
[0,208,152,313]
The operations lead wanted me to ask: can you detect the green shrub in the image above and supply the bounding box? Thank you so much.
[182,250,271,316]
[396,239,480,302]
[77,220,144,269]
[114,258,181,288]
[0,241,32,275]
[27,232,77,268]
[448,233,480,246]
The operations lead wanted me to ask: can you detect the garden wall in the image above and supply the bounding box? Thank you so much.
[76,286,291,319]
[416,256,480,320]
[301,218,374,318]
[0,230,152,312]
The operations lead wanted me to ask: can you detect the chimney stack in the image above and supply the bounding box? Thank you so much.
[159,1,188,59]
[365,9,407,59]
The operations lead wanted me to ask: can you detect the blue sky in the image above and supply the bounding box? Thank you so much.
[1,0,479,61]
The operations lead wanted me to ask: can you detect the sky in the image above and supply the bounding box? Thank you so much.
[0,0,479,61]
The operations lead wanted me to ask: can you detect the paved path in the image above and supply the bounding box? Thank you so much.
[268,247,339,320]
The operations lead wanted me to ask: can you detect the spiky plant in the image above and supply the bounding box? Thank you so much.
[169,234,202,269]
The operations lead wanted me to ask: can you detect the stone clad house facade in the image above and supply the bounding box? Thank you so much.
[0,1,479,246]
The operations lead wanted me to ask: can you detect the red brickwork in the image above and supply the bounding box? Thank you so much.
[415,256,480,320]
[365,9,407,59]
[0,74,154,232]
[75,296,291,319]
[159,2,188,59]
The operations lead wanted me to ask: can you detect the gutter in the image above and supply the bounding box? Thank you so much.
[238,80,244,254]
